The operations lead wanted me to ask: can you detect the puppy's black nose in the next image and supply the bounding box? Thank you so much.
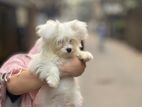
[66,48,72,53]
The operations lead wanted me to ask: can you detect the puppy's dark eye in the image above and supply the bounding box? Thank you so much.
[69,39,73,43]
[80,40,84,50]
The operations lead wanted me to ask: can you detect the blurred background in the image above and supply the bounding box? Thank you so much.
[0,0,142,107]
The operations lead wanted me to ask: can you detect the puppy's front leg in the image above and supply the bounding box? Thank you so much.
[45,66,60,88]
[77,50,93,62]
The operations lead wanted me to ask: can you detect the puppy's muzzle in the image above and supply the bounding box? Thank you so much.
[66,48,72,53]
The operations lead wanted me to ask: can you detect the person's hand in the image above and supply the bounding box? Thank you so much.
[59,57,86,78]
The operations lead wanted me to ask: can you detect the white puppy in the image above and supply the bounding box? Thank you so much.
[29,20,93,107]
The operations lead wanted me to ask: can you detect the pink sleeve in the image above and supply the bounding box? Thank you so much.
[0,54,29,77]
[0,54,30,106]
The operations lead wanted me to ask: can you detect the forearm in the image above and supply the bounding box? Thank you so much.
[6,70,44,95]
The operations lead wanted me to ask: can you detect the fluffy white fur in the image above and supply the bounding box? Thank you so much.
[28,20,93,107]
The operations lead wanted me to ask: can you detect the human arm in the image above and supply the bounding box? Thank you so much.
[6,57,86,95]
[6,69,44,95]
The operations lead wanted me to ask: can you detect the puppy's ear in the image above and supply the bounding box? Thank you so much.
[36,20,57,39]
[70,20,88,40]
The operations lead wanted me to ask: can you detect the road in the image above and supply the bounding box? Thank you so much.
[79,34,142,107]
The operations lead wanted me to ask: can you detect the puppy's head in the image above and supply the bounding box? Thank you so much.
[36,20,87,58]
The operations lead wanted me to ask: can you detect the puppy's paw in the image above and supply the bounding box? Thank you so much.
[46,75,60,88]
[45,67,60,88]
[79,51,93,62]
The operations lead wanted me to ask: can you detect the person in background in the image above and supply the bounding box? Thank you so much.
[96,22,108,52]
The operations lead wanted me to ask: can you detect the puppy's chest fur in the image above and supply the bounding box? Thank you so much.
[29,53,82,107]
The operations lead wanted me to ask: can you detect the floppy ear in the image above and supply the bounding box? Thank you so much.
[70,20,88,40]
[36,20,57,39]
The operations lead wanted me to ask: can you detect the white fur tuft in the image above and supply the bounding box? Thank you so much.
[36,20,57,39]
[70,20,88,40]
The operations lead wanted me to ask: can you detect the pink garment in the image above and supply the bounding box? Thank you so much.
[0,40,41,107]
